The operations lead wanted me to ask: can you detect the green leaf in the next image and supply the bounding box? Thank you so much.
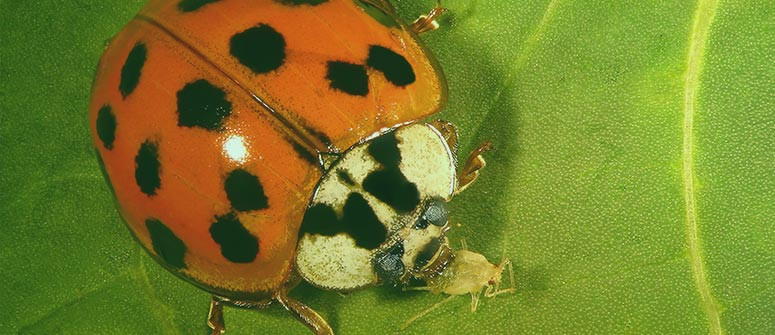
[2,0,773,334]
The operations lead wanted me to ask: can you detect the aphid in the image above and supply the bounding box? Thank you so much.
[401,239,515,330]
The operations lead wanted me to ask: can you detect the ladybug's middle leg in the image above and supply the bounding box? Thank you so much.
[275,289,333,335]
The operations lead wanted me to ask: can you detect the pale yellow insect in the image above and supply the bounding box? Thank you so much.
[402,239,515,330]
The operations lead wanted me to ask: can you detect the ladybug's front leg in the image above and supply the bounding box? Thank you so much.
[207,296,226,335]
[456,142,493,195]
[410,1,447,34]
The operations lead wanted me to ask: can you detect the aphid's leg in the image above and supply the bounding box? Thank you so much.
[505,258,515,292]
[485,259,516,298]
[207,296,225,335]
[489,243,516,299]
[460,238,468,250]
[485,283,516,298]
[276,289,333,335]
[495,260,517,296]
[401,295,457,330]
[455,141,493,195]
[403,286,432,292]
[411,1,447,34]
[470,288,483,312]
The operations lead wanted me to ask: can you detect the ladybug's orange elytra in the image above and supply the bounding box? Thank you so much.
[91,1,509,334]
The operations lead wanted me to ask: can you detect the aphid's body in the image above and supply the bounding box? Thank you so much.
[89,0,510,333]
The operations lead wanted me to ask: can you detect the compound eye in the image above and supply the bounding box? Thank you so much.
[373,242,406,285]
[413,198,448,229]
[423,198,448,227]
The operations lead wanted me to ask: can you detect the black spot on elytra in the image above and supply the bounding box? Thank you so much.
[276,0,327,5]
[146,219,187,269]
[362,131,419,213]
[230,24,286,74]
[96,105,116,150]
[327,61,369,96]
[363,169,419,212]
[135,140,161,196]
[354,0,399,28]
[177,79,232,130]
[119,43,147,98]
[225,169,269,212]
[374,242,405,285]
[367,45,415,86]
[337,170,356,186]
[210,212,259,263]
[178,0,220,12]
[300,193,387,250]
[413,238,442,270]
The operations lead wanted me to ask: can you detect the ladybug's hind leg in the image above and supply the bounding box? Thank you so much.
[207,296,225,335]
[207,296,273,334]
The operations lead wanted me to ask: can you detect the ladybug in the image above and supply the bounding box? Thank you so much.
[89,0,513,334]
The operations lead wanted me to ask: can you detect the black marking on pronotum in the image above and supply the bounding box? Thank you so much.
[210,212,259,263]
[178,0,220,12]
[300,193,387,250]
[230,24,286,74]
[367,129,401,166]
[119,43,147,98]
[374,242,405,285]
[96,105,116,150]
[224,169,269,212]
[363,168,419,212]
[337,169,356,186]
[367,45,415,86]
[135,139,161,196]
[363,131,420,213]
[177,79,233,131]
[146,219,187,269]
[276,0,328,5]
[326,61,369,96]
[413,238,442,270]
[135,16,325,168]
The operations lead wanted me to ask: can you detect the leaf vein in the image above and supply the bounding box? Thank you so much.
[683,0,722,334]
[17,270,132,333]
[483,0,560,113]
[131,247,183,335]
